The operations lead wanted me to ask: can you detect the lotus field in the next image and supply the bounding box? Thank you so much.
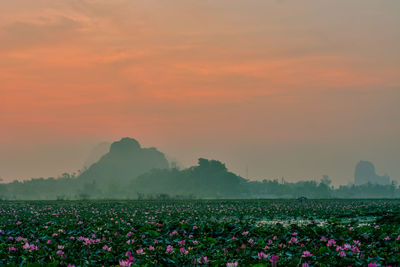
[1,200,400,266]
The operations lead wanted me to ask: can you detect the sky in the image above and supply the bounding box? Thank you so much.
[0,0,399,185]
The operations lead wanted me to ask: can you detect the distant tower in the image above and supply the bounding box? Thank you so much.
[355,161,375,185]
[354,161,390,185]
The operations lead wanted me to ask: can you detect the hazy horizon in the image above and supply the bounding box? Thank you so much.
[0,137,398,186]
[1,0,399,185]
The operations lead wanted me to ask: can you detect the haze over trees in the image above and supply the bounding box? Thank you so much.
[0,137,398,200]
[354,161,390,185]
[132,158,247,198]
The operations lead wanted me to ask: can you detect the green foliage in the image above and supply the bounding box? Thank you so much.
[0,200,400,266]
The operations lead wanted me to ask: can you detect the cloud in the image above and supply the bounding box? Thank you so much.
[0,16,83,49]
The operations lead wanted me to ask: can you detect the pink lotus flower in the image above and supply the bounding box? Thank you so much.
[343,243,351,250]
[352,246,360,254]
[57,250,65,257]
[122,250,135,264]
[226,262,238,267]
[23,242,30,250]
[136,248,145,255]
[180,247,189,255]
[9,247,16,251]
[102,245,112,251]
[257,251,268,259]
[198,256,210,264]
[119,260,132,267]
[28,244,38,251]
[327,239,336,247]
[169,230,178,236]
[270,255,279,267]
[368,263,377,267]
[302,263,310,267]
[301,251,313,257]
[339,251,346,257]
[166,245,174,253]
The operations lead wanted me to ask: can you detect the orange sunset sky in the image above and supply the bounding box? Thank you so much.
[0,0,399,185]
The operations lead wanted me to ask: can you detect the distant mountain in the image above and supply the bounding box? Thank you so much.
[78,137,169,185]
[83,141,111,169]
[354,161,390,185]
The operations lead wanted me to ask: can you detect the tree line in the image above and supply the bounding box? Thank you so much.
[0,158,398,200]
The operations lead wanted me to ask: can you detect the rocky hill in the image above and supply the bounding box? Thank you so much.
[78,137,169,185]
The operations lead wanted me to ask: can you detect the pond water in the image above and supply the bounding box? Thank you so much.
[256,216,376,227]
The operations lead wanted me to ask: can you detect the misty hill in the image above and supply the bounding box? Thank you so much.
[354,161,390,185]
[78,137,169,185]
[83,141,111,169]
[1,137,399,200]
[131,158,247,198]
